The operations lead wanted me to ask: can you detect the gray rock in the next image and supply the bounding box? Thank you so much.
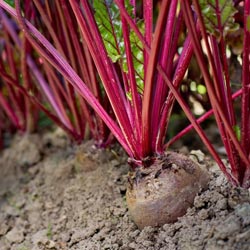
[235,203,250,226]
[216,216,241,239]
[5,227,24,244]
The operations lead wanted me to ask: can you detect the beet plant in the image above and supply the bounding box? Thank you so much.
[181,0,250,188]
[0,2,111,144]
[0,0,219,228]
[0,8,39,147]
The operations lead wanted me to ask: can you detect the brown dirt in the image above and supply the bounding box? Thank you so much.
[0,130,250,250]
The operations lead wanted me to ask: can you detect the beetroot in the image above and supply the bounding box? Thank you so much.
[126,152,209,229]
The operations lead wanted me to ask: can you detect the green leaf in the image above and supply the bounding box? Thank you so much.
[4,0,14,7]
[93,0,144,95]
[93,0,123,63]
[199,0,239,39]
[233,125,241,141]
[128,20,144,94]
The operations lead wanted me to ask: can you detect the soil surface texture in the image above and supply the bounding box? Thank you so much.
[0,130,250,250]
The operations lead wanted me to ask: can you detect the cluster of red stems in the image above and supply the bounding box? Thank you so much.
[0,0,250,188]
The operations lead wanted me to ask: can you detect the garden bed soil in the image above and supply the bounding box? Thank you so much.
[0,130,250,250]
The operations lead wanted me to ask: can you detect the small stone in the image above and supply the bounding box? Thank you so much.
[61,232,71,242]
[216,198,227,210]
[189,150,205,163]
[142,240,153,247]
[236,229,250,241]
[45,200,55,209]
[194,196,206,208]
[128,242,137,248]
[43,128,69,149]
[15,135,41,166]
[46,240,56,249]
[5,227,24,244]
[129,230,140,238]
[0,223,10,236]
[216,216,241,239]
[198,209,209,220]
[235,203,250,225]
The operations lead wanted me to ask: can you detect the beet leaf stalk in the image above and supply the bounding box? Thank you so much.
[0,8,38,133]
[181,0,250,188]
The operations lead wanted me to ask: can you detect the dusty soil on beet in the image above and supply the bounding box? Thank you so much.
[0,130,250,250]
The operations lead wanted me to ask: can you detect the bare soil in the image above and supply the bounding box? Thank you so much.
[0,130,250,250]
